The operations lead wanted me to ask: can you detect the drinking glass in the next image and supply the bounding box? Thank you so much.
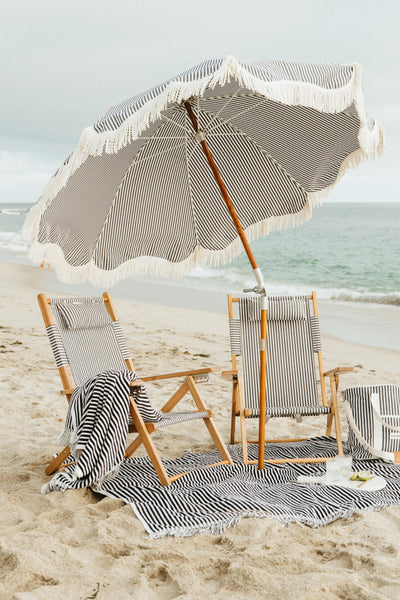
[325,457,343,483]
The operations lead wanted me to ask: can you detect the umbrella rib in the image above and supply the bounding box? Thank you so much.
[126,141,187,168]
[198,106,308,197]
[136,135,187,140]
[203,85,243,131]
[206,96,270,134]
[186,138,201,164]
[183,110,200,247]
[160,111,187,131]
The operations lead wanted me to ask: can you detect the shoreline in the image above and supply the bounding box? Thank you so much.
[2,259,399,352]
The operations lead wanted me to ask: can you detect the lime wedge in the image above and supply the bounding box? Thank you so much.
[357,471,372,481]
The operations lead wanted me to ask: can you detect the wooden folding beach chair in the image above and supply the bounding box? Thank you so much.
[224,292,353,465]
[38,293,232,486]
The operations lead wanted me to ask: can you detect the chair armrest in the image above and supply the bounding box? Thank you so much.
[324,366,354,377]
[142,367,220,382]
[61,379,145,395]
[221,370,238,380]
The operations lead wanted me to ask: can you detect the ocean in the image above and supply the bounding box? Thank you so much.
[1,201,399,307]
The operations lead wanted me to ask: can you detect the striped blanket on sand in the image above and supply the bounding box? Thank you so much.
[94,440,400,538]
[42,371,400,538]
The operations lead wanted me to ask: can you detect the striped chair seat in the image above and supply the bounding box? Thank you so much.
[249,405,332,418]
[157,411,209,428]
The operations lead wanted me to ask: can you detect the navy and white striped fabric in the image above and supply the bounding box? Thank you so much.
[24,56,383,286]
[45,295,210,429]
[344,385,400,460]
[89,437,400,538]
[232,295,324,416]
[57,300,111,330]
[42,368,208,494]
[43,370,144,493]
[49,297,129,385]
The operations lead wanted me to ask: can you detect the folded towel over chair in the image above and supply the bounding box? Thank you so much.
[42,370,147,494]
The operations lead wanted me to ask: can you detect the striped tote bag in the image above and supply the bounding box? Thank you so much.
[343,385,400,461]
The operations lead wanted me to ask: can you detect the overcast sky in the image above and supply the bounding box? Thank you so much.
[1,0,399,203]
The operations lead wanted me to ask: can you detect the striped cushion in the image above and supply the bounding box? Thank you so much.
[111,321,131,360]
[310,316,322,352]
[249,405,331,418]
[46,324,68,368]
[247,297,307,321]
[57,300,111,330]
[157,411,209,428]
[229,318,241,356]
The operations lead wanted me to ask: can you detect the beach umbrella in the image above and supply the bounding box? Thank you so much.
[23,56,383,469]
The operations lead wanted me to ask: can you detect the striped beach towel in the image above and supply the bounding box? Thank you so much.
[41,372,400,538]
[93,438,400,538]
[42,370,154,494]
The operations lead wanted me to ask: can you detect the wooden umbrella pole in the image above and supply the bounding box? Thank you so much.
[184,102,259,271]
[184,100,267,469]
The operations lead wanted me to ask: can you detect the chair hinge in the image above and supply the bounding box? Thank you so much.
[193,374,209,383]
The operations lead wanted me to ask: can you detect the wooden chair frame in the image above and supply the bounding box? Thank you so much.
[223,291,353,465]
[38,292,233,486]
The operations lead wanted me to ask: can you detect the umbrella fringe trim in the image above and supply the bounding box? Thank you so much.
[26,141,369,287]
[27,201,316,286]
[22,56,384,244]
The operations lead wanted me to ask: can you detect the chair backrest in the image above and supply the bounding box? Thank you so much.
[42,295,131,387]
[228,293,325,413]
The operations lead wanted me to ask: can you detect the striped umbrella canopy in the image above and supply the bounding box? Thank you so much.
[24,55,383,288]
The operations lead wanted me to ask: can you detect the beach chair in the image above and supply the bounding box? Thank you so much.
[38,293,233,486]
[224,292,353,465]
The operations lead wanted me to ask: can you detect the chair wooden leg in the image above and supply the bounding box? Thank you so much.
[45,446,71,476]
[239,411,249,464]
[326,412,334,436]
[326,372,339,435]
[128,399,171,486]
[159,381,189,413]
[125,435,143,458]
[230,381,238,445]
[125,382,189,456]
[128,378,233,483]
[236,377,249,464]
[330,375,344,455]
[186,376,233,465]
[125,423,156,457]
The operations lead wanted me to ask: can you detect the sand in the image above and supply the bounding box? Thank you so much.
[1,262,400,600]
